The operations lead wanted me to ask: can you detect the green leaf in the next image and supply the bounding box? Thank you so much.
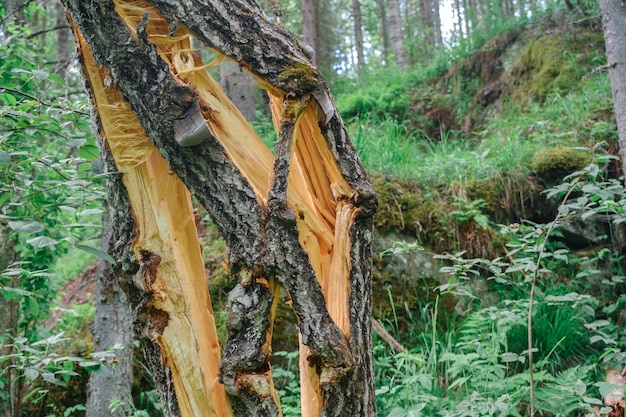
[583,397,603,405]
[41,372,66,387]
[1,93,17,106]
[573,379,587,396]
[24,368,39,381]
[595,382,625,398]
[8,220,44,233]
[1,286,32,298]
[0,192,10,207]
[79,361,101,368]
[75,244,116,265]
[32,70,48,80]
[27,297,40,317]
[501,352,520,363]
[47,73,65,85]
[78,144,99,160]
[26,236,58,250]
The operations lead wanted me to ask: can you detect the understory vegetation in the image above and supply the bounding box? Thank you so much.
[2,2,625,417]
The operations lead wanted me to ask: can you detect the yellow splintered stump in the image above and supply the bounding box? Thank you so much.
[72,22,232,417]
[81,1,359,415]
[269,94,358,417]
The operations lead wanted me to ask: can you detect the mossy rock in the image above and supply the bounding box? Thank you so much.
[371,173,457,253]
[529,146,589,184]
[503,30,605,103]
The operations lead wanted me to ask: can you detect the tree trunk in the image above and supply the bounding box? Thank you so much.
[454,0,464,39]
[432,0,443,49]
[0,221,19,417]
[301,0,318,66]
[599,0,626,176]
[386,0,409,68]
[377,0,390,65]
[63,1,378,417]
[86,208,134,417]
[462,0,471,39]
[220,60,257,122]
[419,0,433,55]
[54,0,72,78]
[5,0,26,25]
[352,0,365,75]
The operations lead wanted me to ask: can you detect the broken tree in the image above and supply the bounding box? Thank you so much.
[62,1,378,416]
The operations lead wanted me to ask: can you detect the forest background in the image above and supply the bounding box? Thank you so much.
[2,0,626,416]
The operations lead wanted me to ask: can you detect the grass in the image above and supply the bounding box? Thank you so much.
[346,71,614,188]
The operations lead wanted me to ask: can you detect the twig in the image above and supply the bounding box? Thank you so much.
[0,0,36,25]
[372,317,409,354]
[25,24,70,40]
[1,87,90,117]
[528,180,579,416]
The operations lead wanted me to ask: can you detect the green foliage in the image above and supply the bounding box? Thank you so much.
[1,18,102,331]
[0,15,106,414]
[272,350,301,416]
[336,68,419,121]
[377,147,626,416]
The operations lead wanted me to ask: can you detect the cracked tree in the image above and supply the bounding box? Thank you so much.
[62,1,378,416]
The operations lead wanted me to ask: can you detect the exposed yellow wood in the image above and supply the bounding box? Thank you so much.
[71,19,232,417]
[299,339,321,417]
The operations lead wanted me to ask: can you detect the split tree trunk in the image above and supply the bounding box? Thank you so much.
[599,0,626,176]
[62,1,377,416]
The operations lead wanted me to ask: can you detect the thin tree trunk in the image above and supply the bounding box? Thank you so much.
[600,0,626,177]
[0,221,19,417]
[386,0,409,68]
[377,0,390,65]
[433,0,442,49]
[86,208,134,417]
[54,0,72,78]
[454,0,464,39]
[302,0,318,66]
[63,1,378,416]
[352,0,365,74]
[462,0,471,39]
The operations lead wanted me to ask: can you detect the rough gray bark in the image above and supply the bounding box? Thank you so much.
[86,208,134,417]
[386,0,409,68]
[63,1,377,416]
[352,0,365,74]
[220,60,257,122]
[0,221,19,417]
[599,0,626,177]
